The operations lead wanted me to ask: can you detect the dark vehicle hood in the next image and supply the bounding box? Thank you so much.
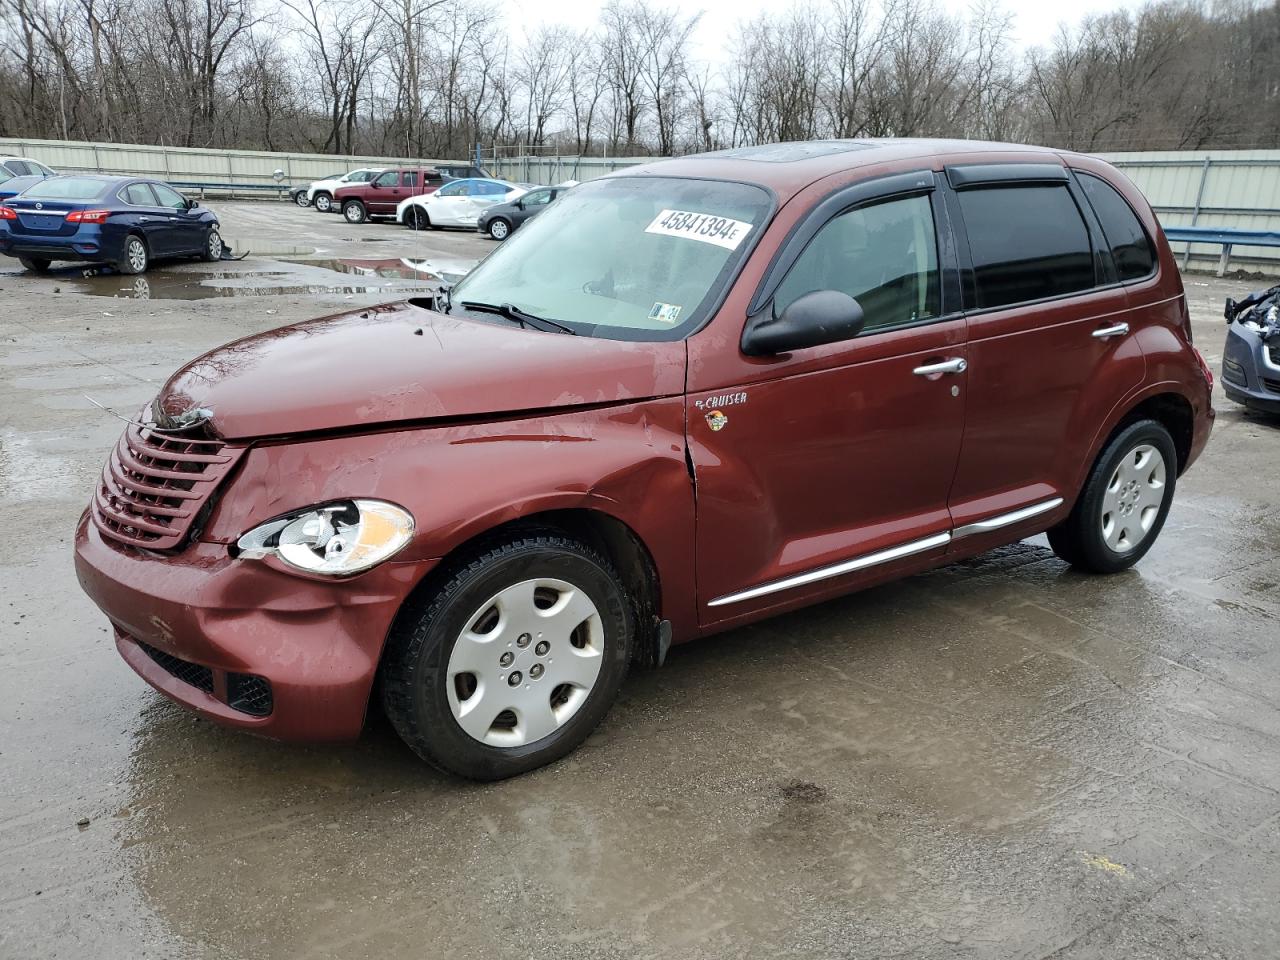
[158,300,688,440]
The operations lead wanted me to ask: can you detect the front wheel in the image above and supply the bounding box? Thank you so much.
[313,192,332,213]
[117,235,149,275]
[342,200,367,224]
[202,227,223,261]
[488,218,511,241]
[18,256,51,273]
[1048,419,1177,573]
[294,192,311,208]
[380,535,634,780]
[406,206,429,230]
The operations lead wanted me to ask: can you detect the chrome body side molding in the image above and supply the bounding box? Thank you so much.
[707,497,1065,609]
[950,497,1064,540]
[706,532,952,608]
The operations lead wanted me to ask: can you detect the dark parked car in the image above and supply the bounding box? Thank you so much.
[1221,283,1280,414]
[76,139,1213,780]
[0,175,221,274]
[437,163,490,179]
[477,184,568,240]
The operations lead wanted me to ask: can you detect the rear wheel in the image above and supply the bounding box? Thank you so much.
[380,535,634,780]
[1048,419,1177,573]
[18,256,51,273]
[488,218,511,241]
[117,235,149,275]
[313,192,332,213]
[342,200,367,224]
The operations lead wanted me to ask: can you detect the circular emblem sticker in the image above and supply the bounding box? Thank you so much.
[705,410,728,432]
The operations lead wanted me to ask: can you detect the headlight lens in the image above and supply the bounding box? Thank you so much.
[235,499,414,575]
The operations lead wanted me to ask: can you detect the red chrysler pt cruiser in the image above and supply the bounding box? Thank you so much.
[76,140,1214,780]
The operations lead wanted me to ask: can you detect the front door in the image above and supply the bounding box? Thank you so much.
[365,171,406,215]
[149,182,203,254]
[941,167,1147,539]
[690,184,968,626]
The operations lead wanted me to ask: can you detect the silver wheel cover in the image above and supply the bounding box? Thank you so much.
[127,238,146,272]
[345,205,361,222]
[446,578,604,747]
[1101,443,1166,553]
[491,220,508,239]
[316,194,330,211]
[208,230,222,258]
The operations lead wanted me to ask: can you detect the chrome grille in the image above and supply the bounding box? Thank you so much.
[92,422,241,549]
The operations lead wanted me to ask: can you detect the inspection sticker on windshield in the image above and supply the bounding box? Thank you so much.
[648,302,682,324]
[645,209,753,250]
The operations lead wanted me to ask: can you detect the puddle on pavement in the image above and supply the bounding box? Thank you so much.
[64,257,474,300]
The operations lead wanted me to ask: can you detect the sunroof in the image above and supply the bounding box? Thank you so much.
[693,141,878,163]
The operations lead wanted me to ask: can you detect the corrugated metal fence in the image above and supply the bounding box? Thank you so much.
[0,136,449,196]
[4,137,1277,271]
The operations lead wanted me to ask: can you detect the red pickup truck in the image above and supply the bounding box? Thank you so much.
[334,168,445,224]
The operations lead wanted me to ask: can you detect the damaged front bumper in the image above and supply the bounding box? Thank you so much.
[1222,319,1280,414]
[74,511,436,740]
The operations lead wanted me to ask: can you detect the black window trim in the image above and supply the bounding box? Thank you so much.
[1069,167,1159,286]
[942,172,1121,316]
[748,169,963,339]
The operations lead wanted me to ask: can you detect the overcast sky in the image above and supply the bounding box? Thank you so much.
[503,0,1152,60]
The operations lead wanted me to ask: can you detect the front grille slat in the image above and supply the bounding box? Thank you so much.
[91,421,242,550]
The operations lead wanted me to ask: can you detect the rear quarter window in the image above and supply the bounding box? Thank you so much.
[1077,172,1156,281]
[957,184,1095,309]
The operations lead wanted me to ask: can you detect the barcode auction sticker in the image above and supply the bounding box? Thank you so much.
[644,209,753,250]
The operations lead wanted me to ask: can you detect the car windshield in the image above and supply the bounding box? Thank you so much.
[448,176,772,340]
[20,177,108,201]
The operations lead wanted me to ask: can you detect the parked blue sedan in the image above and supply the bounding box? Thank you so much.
[0,175,222,274]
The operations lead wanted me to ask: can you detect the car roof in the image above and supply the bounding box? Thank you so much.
[609,138,1080,203]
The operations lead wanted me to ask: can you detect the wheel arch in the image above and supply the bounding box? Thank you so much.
[397,504,666,668]
[1076,385,1197,500]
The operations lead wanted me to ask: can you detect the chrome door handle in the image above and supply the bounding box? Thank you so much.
[913,357,967,376]
[1092,322,1130,339]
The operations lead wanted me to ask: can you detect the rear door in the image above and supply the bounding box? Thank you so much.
[942,163,1145,545]
[690,173,970,625]
[117,182,173,252]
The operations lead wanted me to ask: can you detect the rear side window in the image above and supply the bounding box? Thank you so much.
[402,171,418,187]
[774,193,940,333]
[1078,173,1156,281]
[122,183,157,205]
[957,185,1095,309]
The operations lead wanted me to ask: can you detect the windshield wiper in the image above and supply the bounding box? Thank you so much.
[459,300,576,335]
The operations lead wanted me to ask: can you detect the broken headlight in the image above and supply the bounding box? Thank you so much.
[235,499,414,576]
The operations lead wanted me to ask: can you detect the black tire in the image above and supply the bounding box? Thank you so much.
[313,192,332,213]
[294,191,311,208]
[201,227,223,262]
[117,234,149,275]
[342,200,367,224]
[18,256,51,273]
[488,217,512,241]
[380,535,634,780]
[406,206,429,230]
[1048,419,1177,574]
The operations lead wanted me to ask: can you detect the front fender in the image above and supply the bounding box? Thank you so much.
[201,398,698,635]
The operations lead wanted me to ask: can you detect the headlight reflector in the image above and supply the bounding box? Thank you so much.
[235,499,414,575]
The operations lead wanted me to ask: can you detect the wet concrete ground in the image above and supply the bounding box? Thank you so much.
[2,202,1279,959]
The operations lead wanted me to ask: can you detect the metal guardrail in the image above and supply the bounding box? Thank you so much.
[1161,227,1280,276]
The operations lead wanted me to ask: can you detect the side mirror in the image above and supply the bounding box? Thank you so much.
[187,199,199,209]
[741,290,866,356]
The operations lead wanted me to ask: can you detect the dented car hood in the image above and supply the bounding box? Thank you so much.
[158,301,688,440]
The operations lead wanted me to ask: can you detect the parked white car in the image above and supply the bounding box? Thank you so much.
[0,156,56,180]
[307,168,385,212]
[395,178,528,230]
